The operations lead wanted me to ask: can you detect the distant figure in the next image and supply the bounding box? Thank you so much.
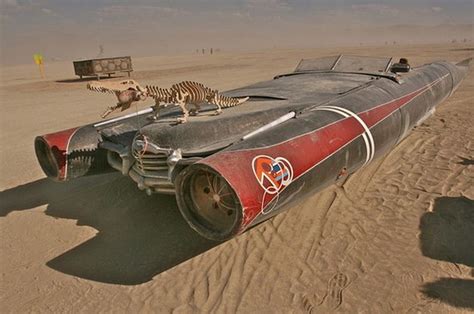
[202,48,205,54]
[210,48,213,55]
[97,44,104,58]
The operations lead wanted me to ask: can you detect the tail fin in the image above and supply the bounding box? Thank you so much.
[456,57,472,68]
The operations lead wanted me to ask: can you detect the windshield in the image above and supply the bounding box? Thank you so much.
[294,56,339,72]
[295,55,393,74]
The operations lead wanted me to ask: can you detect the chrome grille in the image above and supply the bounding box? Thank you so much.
[132,149,169,173]
[129,134,181,194]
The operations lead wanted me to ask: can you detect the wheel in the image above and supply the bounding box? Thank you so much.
[175,164,242,241]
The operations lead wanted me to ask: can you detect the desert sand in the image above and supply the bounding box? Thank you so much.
[0,43,473,312]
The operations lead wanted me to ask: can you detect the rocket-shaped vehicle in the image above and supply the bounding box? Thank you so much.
[35,55,471,240]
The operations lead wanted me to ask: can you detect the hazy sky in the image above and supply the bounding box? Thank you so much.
[1,0,472,65]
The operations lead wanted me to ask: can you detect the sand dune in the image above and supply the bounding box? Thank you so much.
[0,43,473,312]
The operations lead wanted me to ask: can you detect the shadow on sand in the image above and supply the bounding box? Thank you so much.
[450,48,474,52]
[421,278,474,310]
[419,196,474,310]
[0,174,219,285]
[457,157,474,166]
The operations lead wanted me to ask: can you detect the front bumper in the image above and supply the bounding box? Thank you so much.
[100,138,182,195]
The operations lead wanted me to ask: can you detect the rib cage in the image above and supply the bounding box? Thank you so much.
[147,81,248,108]
[171,81,212,104]
[146,85,175,103]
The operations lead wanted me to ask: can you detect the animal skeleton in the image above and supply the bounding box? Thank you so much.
[87,79,148,118]
[147,81,249,123]
[87,79,249,123]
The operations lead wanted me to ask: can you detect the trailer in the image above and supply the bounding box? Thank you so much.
[73,56,133,80]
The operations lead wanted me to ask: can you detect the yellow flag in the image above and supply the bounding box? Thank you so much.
[33,54,43,65]
[33,53,45,78]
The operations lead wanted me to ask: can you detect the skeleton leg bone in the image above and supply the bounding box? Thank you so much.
[213,103,223,116]
[101,103,120,118]
[208,91,223,116]
[214,105,222,116]
[151,101,162,120]
[176,101,189,123]
[189,103,201,116]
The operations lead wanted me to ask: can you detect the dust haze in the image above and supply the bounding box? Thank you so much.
[1,0,473,65]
